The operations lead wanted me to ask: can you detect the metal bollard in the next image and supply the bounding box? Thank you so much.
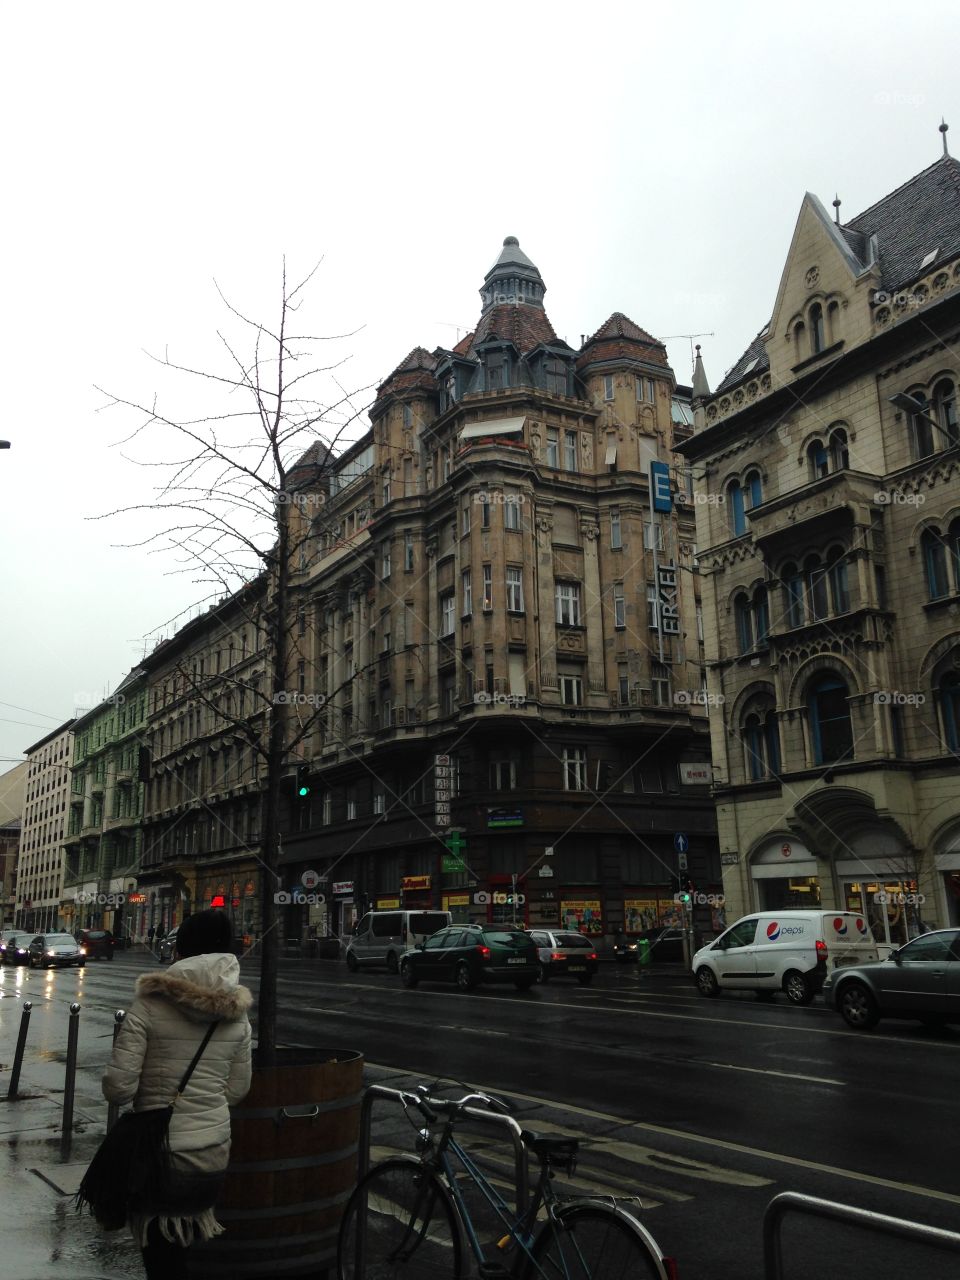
[6,1001,33,1100]
[60,1002,81,1160]
[105,1010,125,1132]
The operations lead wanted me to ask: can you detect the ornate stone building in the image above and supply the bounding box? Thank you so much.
[62,676,146,937]
[279,237,719,941]
[681,146,960,947]
[19,723,73,932]
[136,581,268,942]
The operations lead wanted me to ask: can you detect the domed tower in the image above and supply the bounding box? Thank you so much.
[479,236,547,312]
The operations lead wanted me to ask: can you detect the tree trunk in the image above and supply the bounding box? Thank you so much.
[257,493,290,1067]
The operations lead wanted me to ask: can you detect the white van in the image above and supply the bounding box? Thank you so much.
[345,909,452,974]
[691,910,879,1005]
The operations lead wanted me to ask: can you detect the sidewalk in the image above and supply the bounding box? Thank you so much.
[0,1055,142,1280]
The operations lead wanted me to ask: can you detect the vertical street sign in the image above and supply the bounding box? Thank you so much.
[649,461,672,514]
[434,753,451,828]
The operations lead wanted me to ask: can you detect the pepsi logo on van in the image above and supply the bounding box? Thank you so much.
[765,921,805,940]
[833,917,848,935]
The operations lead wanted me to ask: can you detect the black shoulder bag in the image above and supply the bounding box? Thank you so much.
[77,1019,220,1231]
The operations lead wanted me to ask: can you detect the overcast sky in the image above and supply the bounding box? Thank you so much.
[1,0,956,766]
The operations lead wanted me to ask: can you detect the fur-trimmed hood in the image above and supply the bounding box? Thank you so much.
[136,952,253,1022]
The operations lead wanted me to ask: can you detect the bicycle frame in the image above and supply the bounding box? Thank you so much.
[435,1131,545,1271]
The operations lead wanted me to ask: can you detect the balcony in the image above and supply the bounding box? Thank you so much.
[746,471,881,551]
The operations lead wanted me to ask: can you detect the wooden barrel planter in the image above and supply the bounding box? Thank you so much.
[195,1046,363,1278]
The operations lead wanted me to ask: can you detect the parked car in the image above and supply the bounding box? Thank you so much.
[158,926,179,963]
[528,929,598,984]
[692,910,878,1005]
[0,929,33,965]
[76,929,116,960]
[346,910,452,974]
[614,927,686,965]
[27,932,85,969]
[399,925,539,991]
[823,928,960,1030]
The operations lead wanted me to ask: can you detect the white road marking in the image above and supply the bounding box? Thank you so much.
[695,1060,844,1086]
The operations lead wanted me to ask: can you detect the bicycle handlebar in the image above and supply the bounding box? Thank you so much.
[405,1085,513,1123]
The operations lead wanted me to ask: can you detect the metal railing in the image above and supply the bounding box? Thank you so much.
[763,1192,960,1279]
[357,1083,530,1214]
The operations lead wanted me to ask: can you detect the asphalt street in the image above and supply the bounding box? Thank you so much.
[2,949,959,1279]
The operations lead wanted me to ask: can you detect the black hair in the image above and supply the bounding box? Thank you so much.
[175,909,233,959]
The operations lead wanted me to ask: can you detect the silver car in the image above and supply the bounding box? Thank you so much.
[528,929,599,984]
[27,932,85,969]
[823,927,960,1030]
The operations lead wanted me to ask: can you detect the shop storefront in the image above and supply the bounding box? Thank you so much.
[750,838,821,909]
[837,858,922,947]
[441,891,471,923]
[401,875,433,910]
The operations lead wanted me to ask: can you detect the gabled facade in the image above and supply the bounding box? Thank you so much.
[277,237,720,943]
[681,151,960,946]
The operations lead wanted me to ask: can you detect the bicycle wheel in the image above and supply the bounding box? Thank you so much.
[338,1157,463,1280]
[526,1203,666,1280]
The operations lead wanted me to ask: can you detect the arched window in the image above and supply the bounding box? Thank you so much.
[808,439,828,480]
[827,546,850,614]
[933,379,959,446]
[910,389,935,459]
[745,470,763,510]
[744,714,765,781]
[827,299,840,345]
[949,517,960,594]
[941,672,960,752]
[782,562,804,628]
[793,320,805,353]
[735,593,754,653]
[729,480,746,536]
[742,703,781,781]
[829,427,849,471]
[808,674,853,764]
[765,713,782,775]
[805,554,828,621]
[753,586,770,644]
[810,303,825,354]
[922,527,949,600]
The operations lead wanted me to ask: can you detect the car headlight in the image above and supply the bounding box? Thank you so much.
[79,946,87,955]
[46,950,57,957]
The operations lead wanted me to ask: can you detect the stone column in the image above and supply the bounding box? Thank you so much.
[580,518,605,696]
[535,508,558,689]
[425,535,439,715]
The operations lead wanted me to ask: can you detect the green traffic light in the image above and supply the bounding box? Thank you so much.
[298,785,310,797]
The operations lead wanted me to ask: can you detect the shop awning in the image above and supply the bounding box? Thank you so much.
[460,417,526,441]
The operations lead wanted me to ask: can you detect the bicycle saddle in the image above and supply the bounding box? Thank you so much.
[520,1131,580,1162]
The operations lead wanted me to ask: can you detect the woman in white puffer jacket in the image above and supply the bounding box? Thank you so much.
[102,909,253,1280]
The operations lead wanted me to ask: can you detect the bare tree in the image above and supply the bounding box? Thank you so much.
[97,262,373,1064]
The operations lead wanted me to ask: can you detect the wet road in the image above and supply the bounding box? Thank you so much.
[2,951,959,1279]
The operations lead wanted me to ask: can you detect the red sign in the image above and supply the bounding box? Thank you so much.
[781,843,792,859]
[402,875,431,892]
[210,894,226,908]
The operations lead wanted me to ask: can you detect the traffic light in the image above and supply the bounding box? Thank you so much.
[296,764,311,799]
[677,877,694,907]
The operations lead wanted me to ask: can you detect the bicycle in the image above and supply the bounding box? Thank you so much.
[337,1084,677,1279]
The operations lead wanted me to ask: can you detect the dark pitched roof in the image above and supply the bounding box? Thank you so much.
[715,329,769,394]
[375,346,438,399]
[577,311,669,370]
[583,312,664,348]
[470,304,558,354]
[844,154,960,293]
[452,332,475,356]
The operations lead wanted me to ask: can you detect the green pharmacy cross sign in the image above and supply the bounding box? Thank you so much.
[443,831,467,873]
